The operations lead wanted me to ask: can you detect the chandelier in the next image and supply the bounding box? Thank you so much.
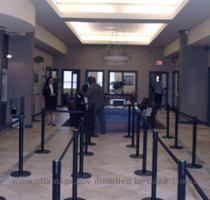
[102,26,131,66]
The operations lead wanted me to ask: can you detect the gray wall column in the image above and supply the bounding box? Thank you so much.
[8,33,34,127]
[179,30,208,121]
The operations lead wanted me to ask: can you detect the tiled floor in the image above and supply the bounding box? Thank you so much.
[0,110,209,200]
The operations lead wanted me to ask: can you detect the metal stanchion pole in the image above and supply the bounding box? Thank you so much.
[170,108,183,149]
[126,105,136,148]
[178,160,186,200]
[130,111,143,159]
[11,114,31,177]
[91,104,98,138]
[35,108,50,154]
[186,117,202,169]
[52,160,61,200]
[84,113,94,157]
[78,118,92,179]
[163,105,173,139]
[135,117,152,176]
[87,108,96,146]
[143,130,163,200]
[65,130,85,200]
[124,104,132,138]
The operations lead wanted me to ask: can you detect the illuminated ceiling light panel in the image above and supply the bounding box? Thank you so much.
[66,22,167,45]
[47,0,189,20]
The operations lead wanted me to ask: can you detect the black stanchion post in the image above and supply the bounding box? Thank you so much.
[170,108,183,149]
[78,118,91,179]
[143,130,163,200]
[186,117,202,169]
[0,196,6,200]
[35,108,50,154]
[135,117,152,176]
[52,160,61,200]
[84,112,94,157]
[20,96,24,115]
[124,104,132,138]
[65,130,85,200]
[130,111,143,159]
[126,105,136,148]
[163,104,173,139]
[11,114,31,177]
[87,107,96,146]
[178,160,186,200]
[91,104,98,138]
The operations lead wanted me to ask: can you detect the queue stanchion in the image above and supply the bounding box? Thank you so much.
[186,117,202,169]
[170,108,183,149]
[130,111,143,159]
[0,196,6,200]
[143,130,163,200]
[11,114,31,177]
[78,118,92,179]
[64,130,85,200]
[35,108,50,154]
[84,112,94,157]
[162,104,173,139]
[178,160,186,200]
[126,105,136,148]
[135,117,152,176]
[91,104,98,138]
[20,96,24,115]
[124,104,132,138]
[52,160,61,200]
[87,108,96,146]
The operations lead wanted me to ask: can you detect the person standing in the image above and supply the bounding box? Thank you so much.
[81,77,106,134]
[154,79,164,109]
[43,76,57,126]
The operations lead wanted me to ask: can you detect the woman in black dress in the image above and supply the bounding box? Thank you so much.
[43,77,57,126]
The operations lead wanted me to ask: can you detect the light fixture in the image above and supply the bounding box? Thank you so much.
[47,0,189,20]
[101,25,131,66]
[6,54,12,59]
[66,22,166,45]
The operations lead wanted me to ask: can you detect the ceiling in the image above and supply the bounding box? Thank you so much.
[32,0,210,47]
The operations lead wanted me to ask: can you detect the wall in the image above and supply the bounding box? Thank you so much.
[7,33,34,127]
[54,45,173,102]
[33,48,54,114]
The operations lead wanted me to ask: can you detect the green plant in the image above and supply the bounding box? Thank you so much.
[111,81,125,90]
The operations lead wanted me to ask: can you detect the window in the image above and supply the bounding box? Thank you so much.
[63,71,77,89]
[86,70,104,87]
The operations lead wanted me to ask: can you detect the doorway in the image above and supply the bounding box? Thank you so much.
[62,69,80,106]
[149,71,168,107]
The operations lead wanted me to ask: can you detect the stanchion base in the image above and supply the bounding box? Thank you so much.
[134,170,152,177]
[0,196,6,200]
[162,135,174,139]
[169,145,183,149]
[142,197,163,200]
[123,135,131,138]
[88,142,96,146]
[78,172,92,179]
[92,135,98,138]
[130,154,143,159]
[11,170,31,177]
[84,151,94,156]
[34,149,50,154]
[186,163,203,169]
[64,197,85,200]
[126,144,136,148]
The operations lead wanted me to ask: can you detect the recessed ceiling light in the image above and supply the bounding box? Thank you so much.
[47,0,189,20]
[66,22,167,45]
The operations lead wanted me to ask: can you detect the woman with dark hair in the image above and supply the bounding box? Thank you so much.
[43,76,57,126]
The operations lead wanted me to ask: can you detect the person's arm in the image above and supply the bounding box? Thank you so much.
[81,85,93,97]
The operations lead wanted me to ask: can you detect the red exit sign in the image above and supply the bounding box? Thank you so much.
[156,59,163,66]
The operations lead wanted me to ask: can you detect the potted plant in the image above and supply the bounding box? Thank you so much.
[111,81,125,93]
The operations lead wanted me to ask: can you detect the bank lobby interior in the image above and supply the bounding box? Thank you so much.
[1,0,210,199]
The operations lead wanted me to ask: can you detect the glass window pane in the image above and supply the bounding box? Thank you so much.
[64,71,72,82]
[64,82,71,89]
